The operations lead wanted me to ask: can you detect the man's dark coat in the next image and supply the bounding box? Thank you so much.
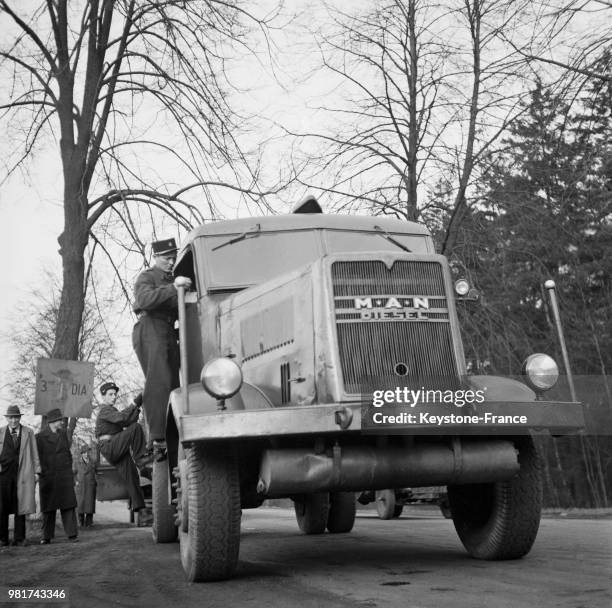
[36,428,77,512]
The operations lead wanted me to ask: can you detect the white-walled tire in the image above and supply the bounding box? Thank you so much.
[375,489,396,520]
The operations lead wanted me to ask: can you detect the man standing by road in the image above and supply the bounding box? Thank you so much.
[95,382,149,512]
[74,441,97,527]
[0,406,39,547]
[132,238,191,461]
[36,408,78,544]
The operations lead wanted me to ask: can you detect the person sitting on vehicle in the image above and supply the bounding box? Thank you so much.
[95,382,150,512]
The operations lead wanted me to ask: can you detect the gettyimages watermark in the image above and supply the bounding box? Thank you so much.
[371,387,486,408]
[360,375,611,435]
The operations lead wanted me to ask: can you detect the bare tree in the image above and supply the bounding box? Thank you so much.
[499,0,612,84]
[288,0,606,254]
[0,0,280,366]
[288,0,452,221]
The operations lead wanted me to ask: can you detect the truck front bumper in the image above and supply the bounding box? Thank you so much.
[175,400,584,443]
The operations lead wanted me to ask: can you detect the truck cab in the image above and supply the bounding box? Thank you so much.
[151,201,584,582]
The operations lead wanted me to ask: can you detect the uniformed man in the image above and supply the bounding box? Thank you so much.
[95,382,148,512]
[132,238,191,460]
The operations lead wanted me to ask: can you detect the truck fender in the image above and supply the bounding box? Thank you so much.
[467,375,536,401]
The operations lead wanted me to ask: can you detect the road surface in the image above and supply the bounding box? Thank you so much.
[1,504,610,608]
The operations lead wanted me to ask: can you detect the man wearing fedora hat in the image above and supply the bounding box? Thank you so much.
[0,405,40,547]
[36,408,78,544]
[132,238,191,460]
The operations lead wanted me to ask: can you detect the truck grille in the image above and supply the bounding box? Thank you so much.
[331,260,459,394]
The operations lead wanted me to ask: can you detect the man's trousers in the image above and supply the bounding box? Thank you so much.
[0,513,25,544]
[132,316,179,441]
[99,423,146,511]
[41,508,77,540]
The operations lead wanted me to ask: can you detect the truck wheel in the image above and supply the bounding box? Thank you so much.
[439,494,452,519]
[294,493,330,534]
[151,460,177,543]
[448,436,542,560]
[327,492,356,533]
[178,443,241,581]
[393,504,404,518]
[375,489,396,520]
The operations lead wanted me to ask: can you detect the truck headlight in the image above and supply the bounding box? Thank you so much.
[200,358,243,399]
[522,354,559,392]
[454,278,470,296]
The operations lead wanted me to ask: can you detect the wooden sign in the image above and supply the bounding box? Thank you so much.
[35,358,95,418]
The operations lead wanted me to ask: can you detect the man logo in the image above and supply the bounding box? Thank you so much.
[354,296,430,309]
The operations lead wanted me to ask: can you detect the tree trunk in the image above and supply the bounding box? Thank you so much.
[48,180,88,433]
[52,185,88,362]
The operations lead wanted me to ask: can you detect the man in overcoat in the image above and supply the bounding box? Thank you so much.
[74,442,96,527]
[36,408,78,544]
[132,238,191,460]
[0,405,40,547]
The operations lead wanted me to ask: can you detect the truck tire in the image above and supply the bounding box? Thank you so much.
[393,504,404,518]
[178,443,241,581]
[448,436,542,560]
[375,489,396,520]
[439,494,452,519]
[327,492,356,533]
[151,460,177,543]
[294,493,330,534]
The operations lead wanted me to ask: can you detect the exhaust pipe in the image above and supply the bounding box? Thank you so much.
[257,440,519,496]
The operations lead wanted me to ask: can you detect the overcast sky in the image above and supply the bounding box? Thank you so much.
[0,0,349,410]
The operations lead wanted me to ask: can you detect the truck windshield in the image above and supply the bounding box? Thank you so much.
[322,229,425,255]
[198,228,429,291]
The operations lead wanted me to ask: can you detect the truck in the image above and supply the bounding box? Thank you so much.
[151,196,584,582]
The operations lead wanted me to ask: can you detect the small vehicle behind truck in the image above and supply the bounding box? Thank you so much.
[360,487,450,519]
[151,197,584,582]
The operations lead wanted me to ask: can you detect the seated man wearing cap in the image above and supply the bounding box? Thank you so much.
[95,382,148,512]
[132,238,191,460]
[36,409,79,544]
[0,405,40,547]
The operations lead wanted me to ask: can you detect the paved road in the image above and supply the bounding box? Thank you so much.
[1,505,610,608]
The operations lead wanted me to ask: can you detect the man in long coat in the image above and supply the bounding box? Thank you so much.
[0,405,40,547]
[36,408,78,544]
[74,442,96,527]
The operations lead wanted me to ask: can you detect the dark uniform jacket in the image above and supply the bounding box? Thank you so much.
[95,404,140,437]
[132,264,181,441]
[133,266,177,319]
[36,428,77,512]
